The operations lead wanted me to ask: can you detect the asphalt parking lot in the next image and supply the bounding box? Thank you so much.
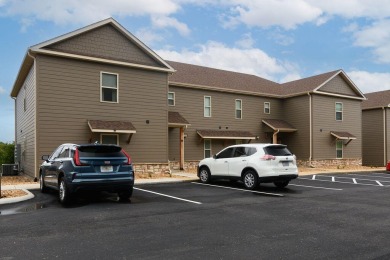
[1,172,390,259]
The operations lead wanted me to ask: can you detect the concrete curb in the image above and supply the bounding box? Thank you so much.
[0,188,35,205]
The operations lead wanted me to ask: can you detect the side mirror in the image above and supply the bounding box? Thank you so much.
[42,155,49,161]
[213,154,217,159]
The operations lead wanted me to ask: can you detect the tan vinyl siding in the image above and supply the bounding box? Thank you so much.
[312,95,362,160]
[36,55,168,164]
[319,75,358,97]
[387,108,390,164]
[362,109,384,166]
[168,86,283,160]
[45,24,162,68]
[15,64,36,177]
[168,128,180,161]
[282,95,310,160]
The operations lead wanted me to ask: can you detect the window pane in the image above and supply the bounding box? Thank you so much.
[101,135,118,145]
[336,150,343,158]
[168,99,174,106]
[236,110,242,119]
[204,140,211,149]
[205,150,211,158]
[336,111,342,120]
[204,97,210,106]
[204,107,211,117]
[217,148,234,159]
[235,100,241,109]
[336,103,342,111]
[102,88,117,102]
[102,73,117,88]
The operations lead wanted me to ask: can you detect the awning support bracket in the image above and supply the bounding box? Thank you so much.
[127,133,134,144]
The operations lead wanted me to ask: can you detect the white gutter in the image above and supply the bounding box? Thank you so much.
[308,93,312,162]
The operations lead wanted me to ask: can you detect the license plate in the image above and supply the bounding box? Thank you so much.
[282,161,289,167]
[101,165,113,172]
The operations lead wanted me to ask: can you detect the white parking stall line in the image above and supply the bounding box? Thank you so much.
[312,175,316,180]
[191,182,284,197]
[134,187,202,205]
[289,184,342,191]
[332,176,335,182]
[376,181,384,187]
[347,173,390,178]
[353,178,357,184]
[299,177,389,187]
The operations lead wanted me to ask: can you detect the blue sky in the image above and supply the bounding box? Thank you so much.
[1,0,390,143]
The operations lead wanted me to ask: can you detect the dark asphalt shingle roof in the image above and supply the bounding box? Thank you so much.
[197,129,256,139]
[262,119,297,131]
[88,120,136,131]
[168,111,190,125]
[362,90,390,109]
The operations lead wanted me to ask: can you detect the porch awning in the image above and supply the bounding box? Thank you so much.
[197,129,256,140]
[262,119,297,132]
[88,120,136,134]
[168,111,191,127]
[330,131,356,140]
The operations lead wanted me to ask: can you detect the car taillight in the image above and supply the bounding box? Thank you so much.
[122,149,132,165]
[262,154,276,160]
[73,148,83,166]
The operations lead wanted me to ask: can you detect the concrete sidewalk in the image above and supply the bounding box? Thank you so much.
[0,169,386,205]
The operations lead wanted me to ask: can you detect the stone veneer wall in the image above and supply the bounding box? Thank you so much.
[297,159,362,169]
[133,161,199,178]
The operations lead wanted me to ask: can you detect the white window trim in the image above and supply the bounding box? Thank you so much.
[336,140,343,159]
[204,139,211,158]
[100,71,119,103]
[168,92,175,106]
[264,102,270,114]
[204,96,211,117]
[100,134,119,145]
[235,99,242,119]
[335,102,343,121]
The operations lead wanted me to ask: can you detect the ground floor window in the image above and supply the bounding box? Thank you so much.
[204,139,211,158]
[101,134,119,145]
[336,140,343,158]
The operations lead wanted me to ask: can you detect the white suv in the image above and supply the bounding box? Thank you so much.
[197,143,298,189]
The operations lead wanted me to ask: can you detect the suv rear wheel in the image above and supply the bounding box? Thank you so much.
[59,177,72,205]
[39,173,48,193]
[274,180,289,188]
[243,170,258,190]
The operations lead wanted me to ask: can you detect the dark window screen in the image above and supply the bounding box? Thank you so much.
[78,145,124,157]
[263,145,292,156]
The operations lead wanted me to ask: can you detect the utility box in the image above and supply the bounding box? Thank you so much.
[2,164,18,176]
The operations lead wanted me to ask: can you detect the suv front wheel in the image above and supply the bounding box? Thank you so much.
[199,167,211,184]
[243,170,258,190]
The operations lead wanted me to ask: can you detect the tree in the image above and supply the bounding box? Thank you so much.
[0,142,15,165]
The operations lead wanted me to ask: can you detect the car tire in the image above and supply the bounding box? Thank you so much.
[58,177,72,205]
[118,188,133,201]
[274,180,289,188]
[199,167,211,184]
[39,173,48,193]
[243,170,258,190]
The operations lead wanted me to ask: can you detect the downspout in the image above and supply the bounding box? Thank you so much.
[27,51,38,180]
[384,107,387,166]
[308,93,312,163]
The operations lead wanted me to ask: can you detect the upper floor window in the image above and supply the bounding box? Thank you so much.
[168,92,175,106]
[264,102,270,114]
[101,72,118,103]
[235,99,242,119]
[335,102,343,121]
[204,96,211,117]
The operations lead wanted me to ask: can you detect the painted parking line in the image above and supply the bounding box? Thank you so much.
[134,187,202,205]
[191,182,284,197]
[299,177,389,187]
[289,184,343,191]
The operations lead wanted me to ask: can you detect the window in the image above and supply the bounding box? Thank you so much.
[58,147,70,158]
[335,102,343,121]
[204,140,211,158]
[217,147,234,159]
[101,134,119,145]
[204,96,211,117]
[101,72,118,103]
[235,99,242,119]
[336,140,343,158]
[168,92,175,106]
[264,102,270,114]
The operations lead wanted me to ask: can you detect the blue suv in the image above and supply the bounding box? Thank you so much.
[39,143,134,205]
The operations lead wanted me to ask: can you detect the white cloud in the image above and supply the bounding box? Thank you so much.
[151,15,190,36]
[235,33,254,48]
[157,41,299,82]
[135,28,164,46]
[352,19,390,63]
[347,70,390,93]
[0,86,6,94]
[221,0,323,29]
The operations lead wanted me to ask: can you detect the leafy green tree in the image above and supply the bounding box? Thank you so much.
[0,142,15,165]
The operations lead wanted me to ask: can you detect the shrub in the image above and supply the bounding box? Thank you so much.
[0,142,15,165]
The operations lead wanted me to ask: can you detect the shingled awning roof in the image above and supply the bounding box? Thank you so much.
[262,119,297,132]
[168,111,190,127]
[197,129,256,140]
[330,131,356,140]
[88,120,136,134]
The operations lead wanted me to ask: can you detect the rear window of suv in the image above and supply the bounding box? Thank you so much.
[77,145,124,157]
[263,145,292,156]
